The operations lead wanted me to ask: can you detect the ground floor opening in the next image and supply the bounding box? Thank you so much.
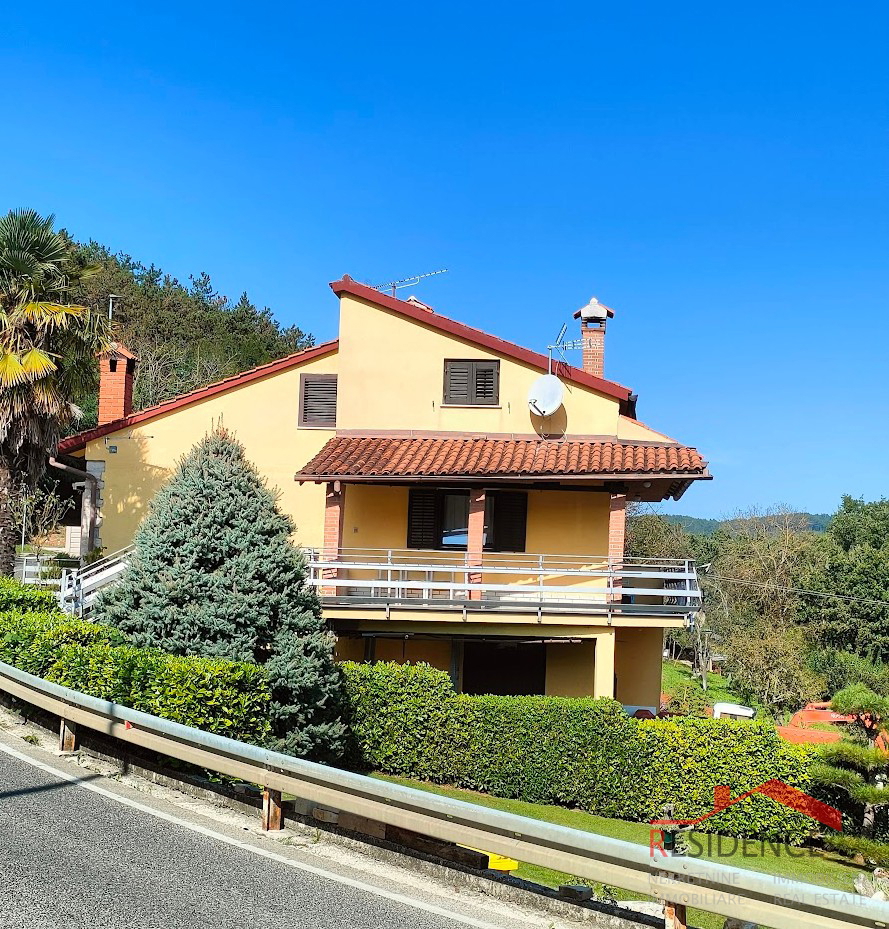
[332,624,666,712]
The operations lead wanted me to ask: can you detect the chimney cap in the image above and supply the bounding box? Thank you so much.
[573,297,614,321]
[101,340,138,361]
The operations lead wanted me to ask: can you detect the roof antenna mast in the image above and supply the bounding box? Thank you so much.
[547,324,583,374]
[374,269,448,298]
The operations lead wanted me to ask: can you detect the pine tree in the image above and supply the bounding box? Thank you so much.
[95,428,345,760]
[811,685,889,864]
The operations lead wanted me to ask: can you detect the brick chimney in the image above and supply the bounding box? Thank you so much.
[98,342,137,425]
[574,297,614,379]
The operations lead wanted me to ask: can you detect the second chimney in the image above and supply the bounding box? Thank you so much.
[98,342,138,425]
[575,297,614,379]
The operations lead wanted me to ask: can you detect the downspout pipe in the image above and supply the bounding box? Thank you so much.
[48,457,97,560]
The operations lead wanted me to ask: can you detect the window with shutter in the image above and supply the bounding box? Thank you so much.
[443,360,499,406]
[299,374,337,427]
[491,491,527,553]
[407,488,438,549]
[406,487,526,552]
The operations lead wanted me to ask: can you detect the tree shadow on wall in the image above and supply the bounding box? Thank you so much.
[97,432,172,548]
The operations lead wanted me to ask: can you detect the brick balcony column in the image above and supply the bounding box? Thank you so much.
[467,488,486,600]
[321,482,345,596]
[608,493,627,601]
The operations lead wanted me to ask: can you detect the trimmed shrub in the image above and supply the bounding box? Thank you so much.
[0,577,60,614]
[448,694,639,817]
[342,660,456,778]
[342,661,818,843]
[631,718,815,841]
[0,611,125,676]
[0,608,272,744]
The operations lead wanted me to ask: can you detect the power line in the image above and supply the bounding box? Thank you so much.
[703,572,889,609]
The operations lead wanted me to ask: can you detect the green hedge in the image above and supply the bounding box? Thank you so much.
[343,661,817,843]
[0,577,60,614]
[0,604,272,744]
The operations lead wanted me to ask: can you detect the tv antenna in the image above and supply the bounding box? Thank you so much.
[374,269,448,298]
[546,323,583,373]
[108,294,123,321]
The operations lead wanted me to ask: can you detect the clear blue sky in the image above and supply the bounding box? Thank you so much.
[3,3,887,518]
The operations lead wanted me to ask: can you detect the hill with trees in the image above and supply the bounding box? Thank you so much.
[630,497,889,715]
[63,236,313,429]
[665,512,832,535]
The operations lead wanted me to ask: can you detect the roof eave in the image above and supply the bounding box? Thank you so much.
[59,340,339,454]
[295,470,711,485]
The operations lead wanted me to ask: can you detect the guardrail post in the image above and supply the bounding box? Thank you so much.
[59,718,79,753]
[262,788,284,831]
[663,901,687,929]
[660,803,687,929]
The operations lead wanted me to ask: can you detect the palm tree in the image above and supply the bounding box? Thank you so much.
[0,209,111,574]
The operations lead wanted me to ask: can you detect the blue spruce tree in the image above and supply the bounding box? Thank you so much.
[96,428,345,760]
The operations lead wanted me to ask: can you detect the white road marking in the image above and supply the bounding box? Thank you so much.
[0,740,518,929]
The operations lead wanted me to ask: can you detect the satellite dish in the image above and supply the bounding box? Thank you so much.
[528,374,564,417]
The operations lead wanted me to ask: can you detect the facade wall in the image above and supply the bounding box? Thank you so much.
[336,293,622,437]
[615,627,664,708]
[83,351,338,553]
[373,638,452,670]
[341,484,410,552]
[525,490,609,555]
[341,485,611,558]
[545,640,597,696]
[335,633,612,699]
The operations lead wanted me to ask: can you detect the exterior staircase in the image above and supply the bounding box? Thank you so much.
[59,546,133,616]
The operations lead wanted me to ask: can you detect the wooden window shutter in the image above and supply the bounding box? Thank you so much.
[407,488,438,549]
[473,361,499,404]
[444,361,471,404]
[300,375,337,427]
[443,360,499,405]
[493,491,527,553]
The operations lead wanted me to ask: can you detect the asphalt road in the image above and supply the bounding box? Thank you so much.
[0,738,542,929]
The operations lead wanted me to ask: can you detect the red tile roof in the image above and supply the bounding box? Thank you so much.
[330,276,636,410]
[295,436,708,483]
[59,340,339,454]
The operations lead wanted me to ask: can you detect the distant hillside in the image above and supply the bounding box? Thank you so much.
[665,513,832,535]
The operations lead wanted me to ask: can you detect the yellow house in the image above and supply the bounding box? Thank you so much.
[59,276,710,710]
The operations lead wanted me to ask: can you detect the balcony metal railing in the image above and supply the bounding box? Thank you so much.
[306,548,701,620]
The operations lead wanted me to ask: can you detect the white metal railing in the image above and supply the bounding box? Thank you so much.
[59,545,134,615]
[306,548,701,619]
[14,553,67,589]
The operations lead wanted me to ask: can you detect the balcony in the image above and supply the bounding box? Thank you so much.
[306,548,701,623]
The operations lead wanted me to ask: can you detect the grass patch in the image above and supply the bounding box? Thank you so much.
[662,660,750,706]
[374,773,869,929]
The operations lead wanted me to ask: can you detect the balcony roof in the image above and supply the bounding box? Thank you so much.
[295,435,710,499]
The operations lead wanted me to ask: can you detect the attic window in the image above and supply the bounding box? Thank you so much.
[299,374,337,427]
[443,360,499,406]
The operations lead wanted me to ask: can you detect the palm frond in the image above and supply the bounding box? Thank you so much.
[19,302,86,326]
[19,347,58,379]
[0,351,27,387]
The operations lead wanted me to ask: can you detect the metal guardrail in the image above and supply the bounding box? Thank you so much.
[0,658,884,929]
